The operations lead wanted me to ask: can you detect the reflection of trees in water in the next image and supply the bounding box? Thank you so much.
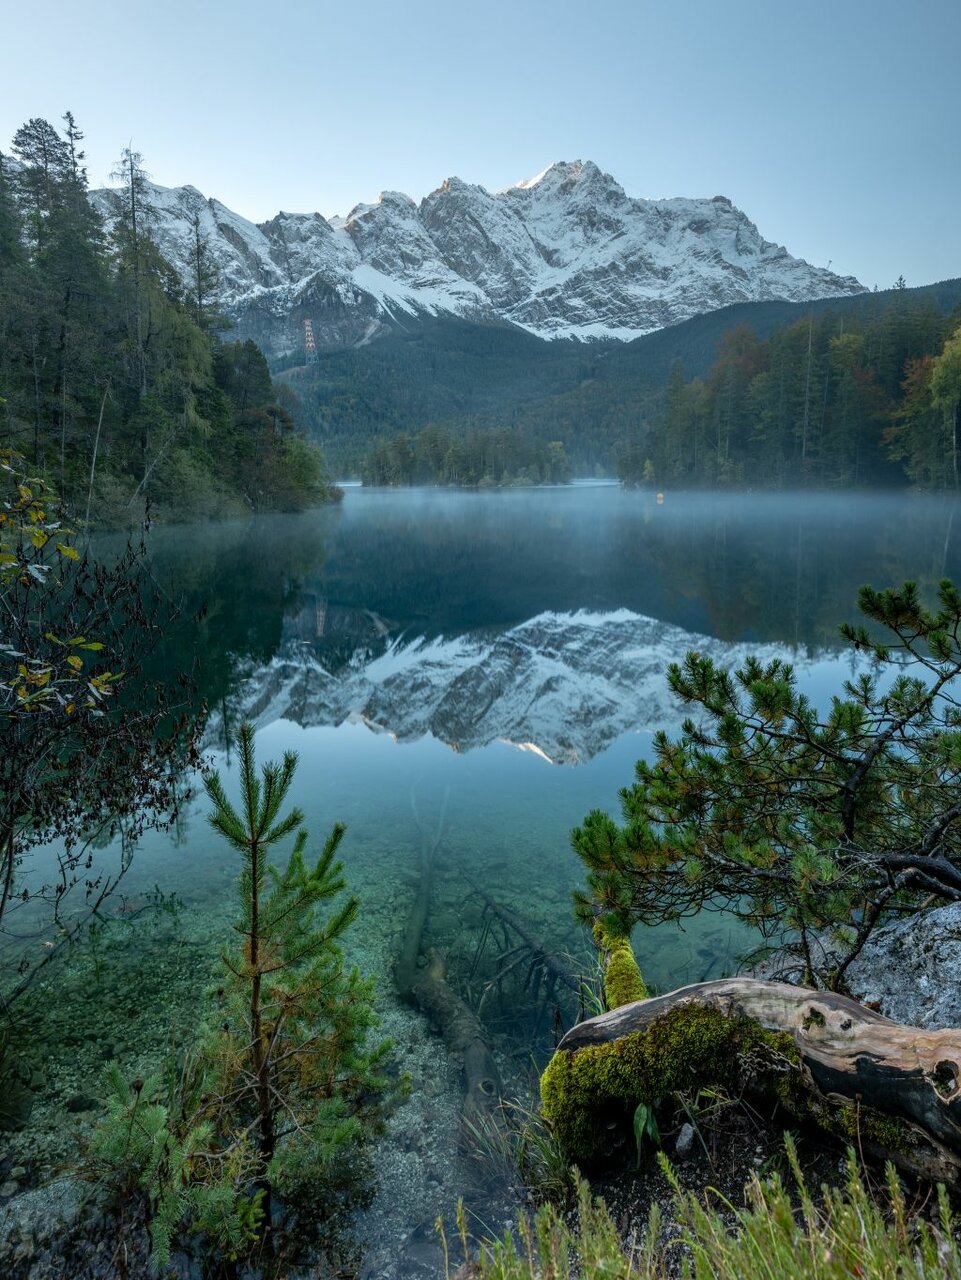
[621,493,961,647]
[138,515,332,709]
[136,493,961,713]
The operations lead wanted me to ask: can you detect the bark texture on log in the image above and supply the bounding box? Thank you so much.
[557,978,961,1183]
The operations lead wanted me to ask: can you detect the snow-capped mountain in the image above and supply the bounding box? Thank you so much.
[209,609,813,764]
[91,160,864,356]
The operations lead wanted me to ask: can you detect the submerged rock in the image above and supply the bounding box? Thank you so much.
[0,1177,150,1279]
[0,1082,33,1133]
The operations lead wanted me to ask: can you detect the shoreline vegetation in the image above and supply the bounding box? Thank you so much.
[359,425,572,488]
[617,303,961,491]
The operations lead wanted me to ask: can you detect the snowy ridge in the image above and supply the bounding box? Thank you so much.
[90,160,864,356]
[211,609,817,764]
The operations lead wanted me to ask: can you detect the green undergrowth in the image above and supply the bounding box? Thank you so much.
[446,1135,961,1279]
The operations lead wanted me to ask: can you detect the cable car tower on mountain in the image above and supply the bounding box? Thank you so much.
[303,316,318,366]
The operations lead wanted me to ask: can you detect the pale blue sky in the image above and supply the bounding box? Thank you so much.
[4,0,958,290]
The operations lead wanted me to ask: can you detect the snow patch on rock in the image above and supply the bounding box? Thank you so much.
[90,159,864,356]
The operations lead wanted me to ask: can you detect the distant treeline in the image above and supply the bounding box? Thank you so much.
[282,284,961,483]
[0,115,335,524]
[621,296,961,489]
[360,424,572,487]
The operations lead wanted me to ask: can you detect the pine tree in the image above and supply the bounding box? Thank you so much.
[200,724,391,1244]
[92,725,393,1268]
[572,580,961,990]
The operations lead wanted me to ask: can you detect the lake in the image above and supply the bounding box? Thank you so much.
[8,485,961,1275]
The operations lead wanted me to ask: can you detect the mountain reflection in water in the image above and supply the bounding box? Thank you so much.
[142,486,961,727]
[212,607,814,763]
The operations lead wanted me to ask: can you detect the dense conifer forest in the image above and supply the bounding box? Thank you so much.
[284,283,961,485]
[622,295,961,489]
[0,116,335,525]
[360,424,572,486]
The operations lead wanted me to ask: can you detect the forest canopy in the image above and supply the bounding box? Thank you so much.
[621,301,961,490]
[360,424,572,487]
[0,115,336,525]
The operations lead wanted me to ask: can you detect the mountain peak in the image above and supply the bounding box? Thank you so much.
[90,162,865,354]
[378,189,416,208]
[511,159,605,191]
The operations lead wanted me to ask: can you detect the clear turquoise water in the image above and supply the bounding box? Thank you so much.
[7,485,961,1272]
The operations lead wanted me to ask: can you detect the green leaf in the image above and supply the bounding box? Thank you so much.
[633,1101,660,1167]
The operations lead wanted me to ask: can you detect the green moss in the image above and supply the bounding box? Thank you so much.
[833,1102,907,1153]
[591,922,647,1010]
[603,941,647,1009]
[541,1004,792,1165]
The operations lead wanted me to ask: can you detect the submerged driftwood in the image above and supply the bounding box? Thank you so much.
[396,790,502,1118]
[462,873,582,999]
[408,947,503,1117]
[554,977,961,1183]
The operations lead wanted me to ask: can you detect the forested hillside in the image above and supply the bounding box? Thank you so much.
[625,293,961,488]
[0,116,336,525]
[285,280,961,482]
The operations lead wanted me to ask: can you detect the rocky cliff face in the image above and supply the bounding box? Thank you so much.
[91,160,864,357]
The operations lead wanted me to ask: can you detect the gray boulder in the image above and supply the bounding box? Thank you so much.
[755,902,961,1030]
[842,902,961,1029]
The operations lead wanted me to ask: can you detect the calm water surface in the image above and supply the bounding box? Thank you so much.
[11,486,961,1274]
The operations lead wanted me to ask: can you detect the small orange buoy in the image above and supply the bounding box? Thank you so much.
[656,492,664,504]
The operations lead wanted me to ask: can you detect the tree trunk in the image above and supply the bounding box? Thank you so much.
[397,852,502,1118]
[556,978,961,1184]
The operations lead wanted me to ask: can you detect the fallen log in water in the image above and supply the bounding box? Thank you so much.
[544,977,961,1183]
[410,947,503,1118]
[461,873,582,998]
[395,848,434,1003]
[396,791,502,1119]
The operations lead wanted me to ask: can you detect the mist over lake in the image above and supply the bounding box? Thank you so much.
[9,484,957,1274]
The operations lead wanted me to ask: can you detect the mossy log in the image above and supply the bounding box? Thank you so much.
[544,978,961,1184]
